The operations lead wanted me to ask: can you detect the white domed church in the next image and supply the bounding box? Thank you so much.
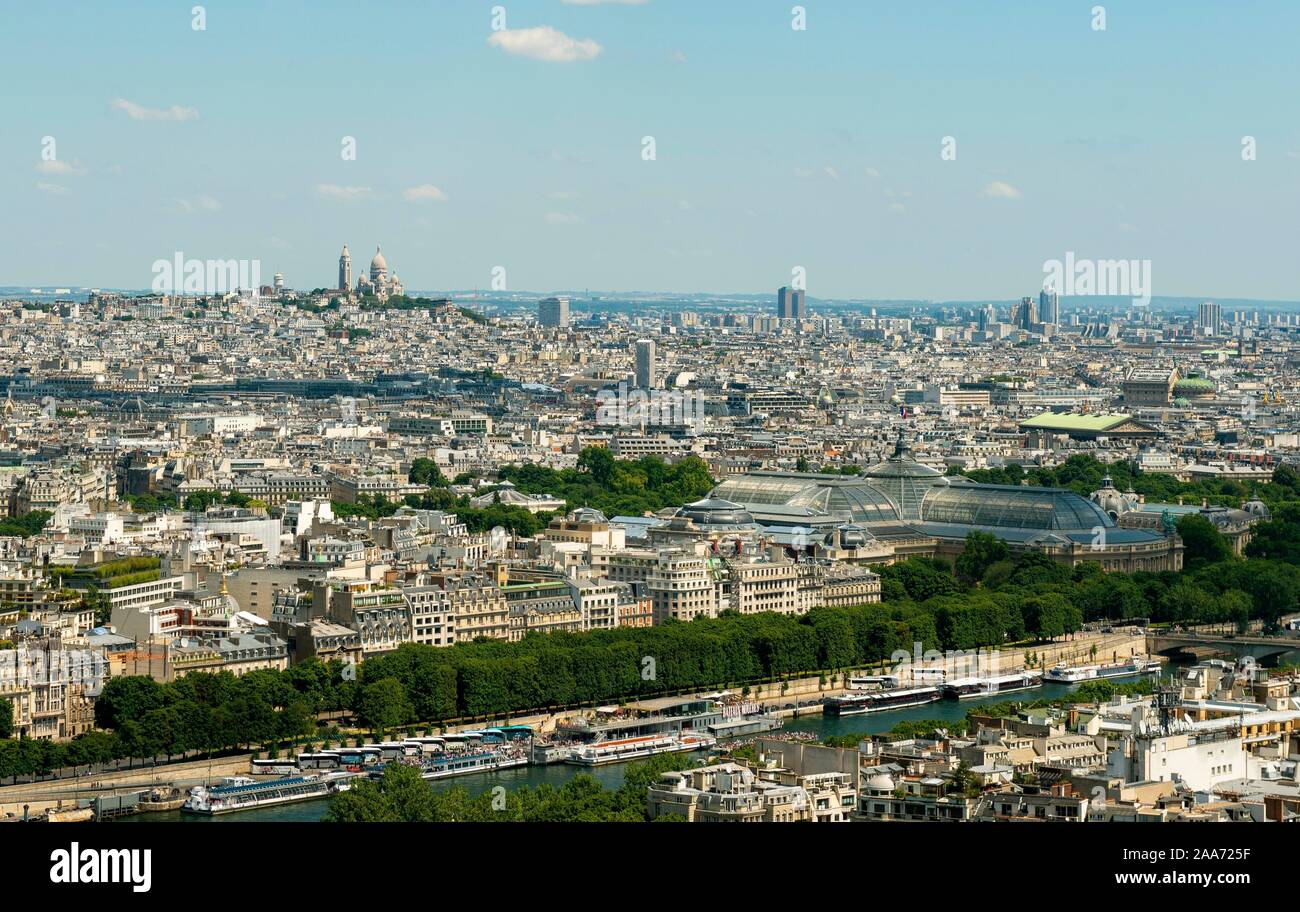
[353,244,404,299]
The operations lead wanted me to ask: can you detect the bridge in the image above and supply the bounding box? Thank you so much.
[1147,630,1300,664]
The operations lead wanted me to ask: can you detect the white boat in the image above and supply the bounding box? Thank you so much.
[1095,658,1162,680]
[566,733,717,766]
[1045,657,1160,684]
[1043,664,1098,683]
[182,773,351,815]
[823,685,942,716]
[373,750,530,781]
[942,671,1042,699]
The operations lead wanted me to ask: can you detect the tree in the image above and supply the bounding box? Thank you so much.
[358,678,413,736]
[0,697,12,739]
[1176,514,1233,568]
[94,676,166,730]
[409,458,447,488]
[955,531,1008,585]
[325,762,437,822]
[577,446,616,486]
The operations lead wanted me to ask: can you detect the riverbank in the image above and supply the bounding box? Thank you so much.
[0,754,254,819]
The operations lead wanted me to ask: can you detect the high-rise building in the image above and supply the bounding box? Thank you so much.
[338,245,351,291]
[777,286,806,319]
[1198,301,1221,336]
[538,296,570,328]
[1013,296,1037,331]
[1038,289,1059,325]
[634,339,657,389]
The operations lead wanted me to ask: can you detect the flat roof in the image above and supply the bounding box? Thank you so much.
[1019,412,1135,432]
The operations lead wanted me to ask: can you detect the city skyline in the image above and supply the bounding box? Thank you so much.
[5,1,1300,299]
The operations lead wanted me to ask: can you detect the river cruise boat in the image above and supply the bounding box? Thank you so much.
[418,750,529,779]
[182,773,352,816]
[823,685,942,717]
[1044,658,1161,684]
[566,732,717,766]
[941,670,1041,699]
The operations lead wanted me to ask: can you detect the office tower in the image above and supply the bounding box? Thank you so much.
[634,339,656,389]
[338,245,351,291]
[1013,296,1037,330]
[978,304,996,331]
[777,286,805,319]
[538,296,570,328]
[1038,289,1059,324]
[1198,301,1221,336]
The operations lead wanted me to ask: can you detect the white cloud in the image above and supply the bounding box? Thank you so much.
[544,212,581,225]
[979,180,1022,200]
[36,159,86,176]
[823,165,841,180]
[316,184,374,201]
[403,184,447,202]
[174,195,223,213]
[111,98,199,121]
[488,26,602,63]
[669,50,688,64]
[36,181,69,195]
[889,202,906,214]
[864,167,881,179]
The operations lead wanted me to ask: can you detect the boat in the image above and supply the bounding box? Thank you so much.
[377,750,530,781]
[822,685,942,716]
[137,787,185,813]
[565,733,717,766]
[942,671,1042,699]
[1043,663,1097,683]
[181,773,351,816]
[1044,657,1161,684]
[1095,658,1162,680]
[44,807,95,823]
[530,741,574,765]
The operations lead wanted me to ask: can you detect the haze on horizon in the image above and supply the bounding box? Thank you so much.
[3,0,1298,301]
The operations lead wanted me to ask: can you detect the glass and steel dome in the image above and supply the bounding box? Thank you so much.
[863,437,946,521]
[710,472,901,524]
[920,484,1115,531]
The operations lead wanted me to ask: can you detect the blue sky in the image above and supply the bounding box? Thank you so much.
[3,0,1298,300]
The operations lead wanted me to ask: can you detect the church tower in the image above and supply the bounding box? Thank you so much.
[338,245,351,291]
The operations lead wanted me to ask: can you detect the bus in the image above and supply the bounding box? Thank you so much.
[250,759,299,777]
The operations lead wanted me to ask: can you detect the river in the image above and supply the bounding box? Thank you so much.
[122,651,1299,823]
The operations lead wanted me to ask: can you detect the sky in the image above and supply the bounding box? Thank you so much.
[2,0,1299,301]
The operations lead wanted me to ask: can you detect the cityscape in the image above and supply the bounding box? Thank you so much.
[4,0,1295,893]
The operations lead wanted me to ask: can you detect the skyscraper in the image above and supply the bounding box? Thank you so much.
[634,339,656,389]
[1013,296,1037,331]
[338,245,351,291]
[777,286,805,319]
[1198,301,1221,336]
[1038,289,1059,325]
[538,296,570,328]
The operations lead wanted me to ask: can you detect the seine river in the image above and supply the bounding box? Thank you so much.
[121,652,1296,824]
